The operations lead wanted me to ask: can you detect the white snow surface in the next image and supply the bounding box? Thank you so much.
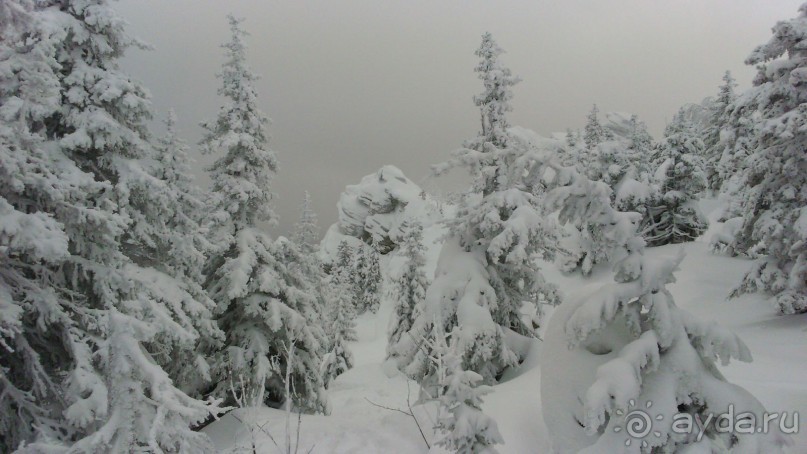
[206,199,807,453]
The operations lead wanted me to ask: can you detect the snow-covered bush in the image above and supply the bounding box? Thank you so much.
[542,249,791,453]
[431,323,504,454]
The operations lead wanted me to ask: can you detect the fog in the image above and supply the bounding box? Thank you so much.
[115,0,801,237]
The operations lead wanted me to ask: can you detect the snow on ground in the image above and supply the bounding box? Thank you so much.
[206,200,807,453]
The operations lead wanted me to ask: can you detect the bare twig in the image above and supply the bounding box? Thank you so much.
[364,397,414,417]
[230,412,281,453]
[406,381,431,449]
[364,388,431,449]
[295,410,302,454]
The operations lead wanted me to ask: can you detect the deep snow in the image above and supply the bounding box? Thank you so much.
[205,200,807,453]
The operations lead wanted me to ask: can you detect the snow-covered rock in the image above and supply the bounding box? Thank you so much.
[321,165,446,259]
[602,111,635,138]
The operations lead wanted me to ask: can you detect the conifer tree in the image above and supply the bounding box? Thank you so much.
[387,222,430,359]
[1,4,88,447]
[465,32,521,155]
[1,0,222,450]
[642,111,708,246]
[537,156,787,453]
[321,241,357,387]
[293,191,320,256]
[432,325,504,454]
[726,3,807,314]
[626,115,654,177]
[290,190,330,335]
[152,110,223,394]
[201,15,326,413]
[354,240,382,314]
[583,104,613,151]
[397,33,558,385]
[702,71,737,193]
[321,285,356,387]
[543,251,789,453]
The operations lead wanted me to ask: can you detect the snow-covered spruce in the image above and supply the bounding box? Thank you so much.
[558,113,655,275]
[431,323,504,454]
[329,241,359,344]
[700,71,738,194]
[200,15,327,413]
[321,241,357,388]
[386,221,430,360]
[152,110,224,396]
[354,240,382,314]
[717,77,758,226]
[293,191,320,256]
[642,110,708,246]
[290,191,332,346]
[394,33,557,386]
[542,249,791,453]
[463,31,521,154]
[583,104,615,154]
[1,0,223,451]
[724,3,807,314]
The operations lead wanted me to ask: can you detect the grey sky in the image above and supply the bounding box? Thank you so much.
[116,0,801,238]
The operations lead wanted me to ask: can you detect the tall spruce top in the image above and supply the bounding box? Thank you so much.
[200,15,277,234]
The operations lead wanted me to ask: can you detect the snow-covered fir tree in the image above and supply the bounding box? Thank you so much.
[386,222,430,360]
[626,115,654,177]
[617,114,655,213]
[716,79,758,226]
[290,190,331,336]
[151,110,223,395]
[321,241,357,388]
[431,324,504,454]
[293,190,320,256]
[394,33,558,385]
[330,241,359,344]
[1,0,223,451]
[583,104,614,152]
[642,111,708,246]
[726,3,807,314]
[320,286,356,388]
[354,240,382,314]
[465,32,521,155]
[1,3,90,448]
[557,113,655,276]
[536,153,788,451]
[200,15,327,413]
[565,127,579,149]
[701,71,737,194]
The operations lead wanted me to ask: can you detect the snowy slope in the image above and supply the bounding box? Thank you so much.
[206,199,807,453]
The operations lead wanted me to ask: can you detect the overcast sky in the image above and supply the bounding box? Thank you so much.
[116,0,801,238]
